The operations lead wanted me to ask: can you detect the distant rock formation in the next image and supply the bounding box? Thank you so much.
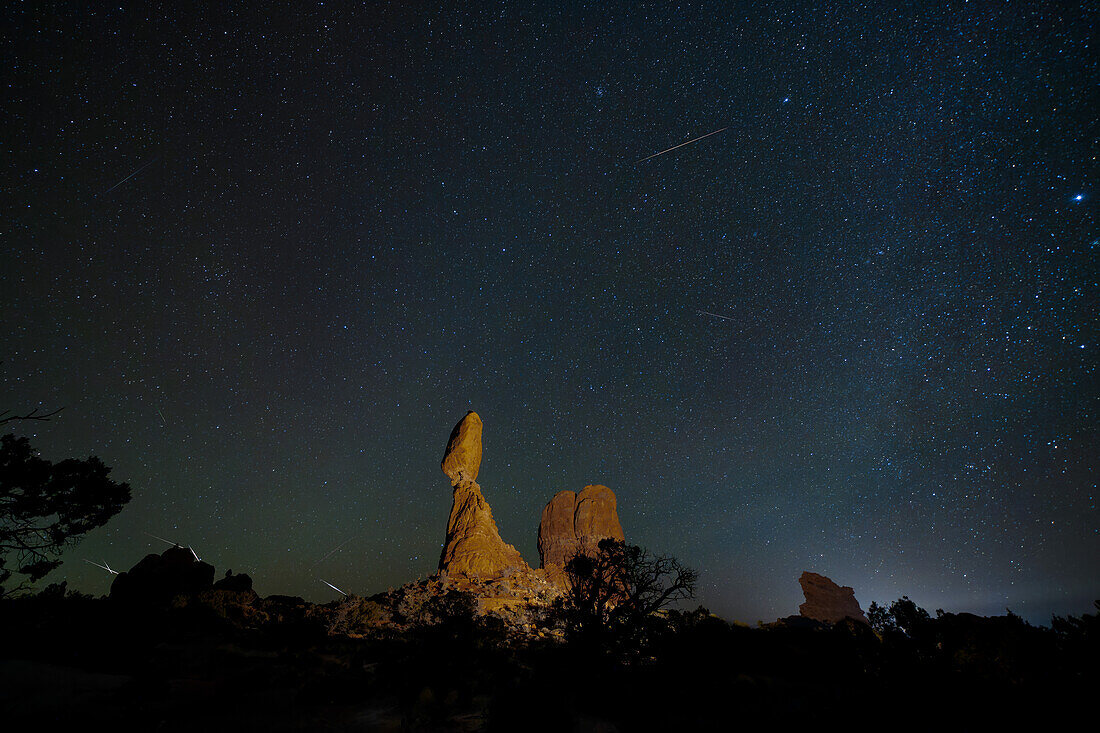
[538,485,625,569]
[437,412,529,579]
[213,570,253,593]
[797,571,869,625]
[110,546,215,605]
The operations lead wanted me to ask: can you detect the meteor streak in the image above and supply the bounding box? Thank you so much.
[144,531,177,547]
[144,531,201,561]
[320,579,348,597]
[100,156,159,195]
[84,559,119,575]
[636,127,728,164]
[698,309,738,322]
[311,534,359,568]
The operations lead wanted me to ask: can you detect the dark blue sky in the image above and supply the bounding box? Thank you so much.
[4,2,1096,623]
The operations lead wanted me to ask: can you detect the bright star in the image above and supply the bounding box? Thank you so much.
[1072,193,1085,202]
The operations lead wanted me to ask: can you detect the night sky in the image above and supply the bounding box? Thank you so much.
[4,3,1096,624]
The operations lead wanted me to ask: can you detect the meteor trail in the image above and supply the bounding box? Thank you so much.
[84,559,119,575]
[144,531,177,547]
[311,534,359,568]
[144,531,201,561]
[636,127,728,164]
[320,579,348,597]
[698,309,738,322]
[100,156,159,195]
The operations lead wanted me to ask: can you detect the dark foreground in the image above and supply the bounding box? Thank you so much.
[1,591,1095,732]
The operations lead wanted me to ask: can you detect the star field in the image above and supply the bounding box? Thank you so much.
[2,2,1096,623]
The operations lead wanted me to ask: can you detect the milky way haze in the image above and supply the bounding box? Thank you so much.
[3,3,1096,623]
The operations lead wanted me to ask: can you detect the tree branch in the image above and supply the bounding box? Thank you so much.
[0,407,65,426]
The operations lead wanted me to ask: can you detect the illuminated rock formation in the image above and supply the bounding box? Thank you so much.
[538,485,625,569]
[437,412,528,578]
[440,410,483,483]
[797,571,869,625]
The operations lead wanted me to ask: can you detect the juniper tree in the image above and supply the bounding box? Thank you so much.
[0,433,131,595]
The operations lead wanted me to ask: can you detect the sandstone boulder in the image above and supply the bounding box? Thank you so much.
[538,485,625,569]
[797,571,869,625]
[441,411,483,483]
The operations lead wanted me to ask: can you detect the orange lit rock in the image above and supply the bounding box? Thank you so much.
[437,412,528,578]
[438,478,529,578]
[440,411,483,483]
[538,485,625,570]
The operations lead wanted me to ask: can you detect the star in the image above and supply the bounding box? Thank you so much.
[4,1,1093,626]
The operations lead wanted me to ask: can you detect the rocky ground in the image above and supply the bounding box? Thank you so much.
[2,585,1096,732]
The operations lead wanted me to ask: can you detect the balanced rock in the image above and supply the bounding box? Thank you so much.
[438,412,528,579]
[797,571,869,625]
[538,485,625,569]
[441,410,483,483]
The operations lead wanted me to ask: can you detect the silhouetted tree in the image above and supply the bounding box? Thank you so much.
[1052,600,1100,672]
[561,538,697,647]
[0,407,63,426]
[0,433,130,595]
[868,596,931,638]
[867,600,891,632]
[0,365,64,428]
